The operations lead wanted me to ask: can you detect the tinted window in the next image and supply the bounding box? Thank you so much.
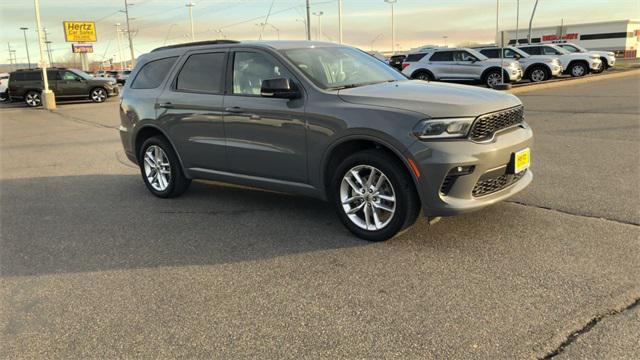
[233,51,293,95]
[175,52,225,93]
[429,51,454,61]
[12,71,41,81]
[542,46,561,55]
[405,53,427,62]
[520,46,541,55]
[480,49,500,58]
[130,56,177,89]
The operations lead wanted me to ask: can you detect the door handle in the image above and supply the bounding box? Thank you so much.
[158,102,174,109]
[225,106,243,113]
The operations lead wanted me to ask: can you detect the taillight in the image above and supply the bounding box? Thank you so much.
[402,63,410,70]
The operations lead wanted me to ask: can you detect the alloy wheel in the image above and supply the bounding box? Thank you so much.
[340,165,396,231]
[572,65,586,77]
[143,145,172,191]
[25,92,41,106]
[91,88,107,102]
[530,69,546,82]
[487,72,501,88]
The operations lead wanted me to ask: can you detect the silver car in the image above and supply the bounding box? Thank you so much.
[402,47,523,88]
[119,40,533,241]
[476,46,563,82]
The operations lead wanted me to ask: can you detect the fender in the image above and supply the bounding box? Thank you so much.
[481,66,511,83]
[410,68,435,80]
[133,124,190,178]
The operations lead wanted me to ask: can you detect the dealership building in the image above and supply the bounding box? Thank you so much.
[499,19,639,58]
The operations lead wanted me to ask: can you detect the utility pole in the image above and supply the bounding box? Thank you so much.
[124,0,135,68]
[312,11,323,41]
[20,27,32,68]
[515,0,520,45]
[186,2,196,41]
[33,0,55,109]
[115,23,125,70]
[384,0,397,55]
[43,28,53,66]
[495,0,499,44]
[527,0,539,44]
[338,0,343,44]
[7,43,14,68]
[305,0,311,40]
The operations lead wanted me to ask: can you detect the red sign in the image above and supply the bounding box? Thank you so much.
[542,33,578,41]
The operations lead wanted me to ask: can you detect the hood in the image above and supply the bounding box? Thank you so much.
[337,80,522,118]
[588,50,614,57]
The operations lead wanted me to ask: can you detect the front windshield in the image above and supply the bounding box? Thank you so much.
[281,47,405,90]
[550,45,571,55]
[71,69,93,79]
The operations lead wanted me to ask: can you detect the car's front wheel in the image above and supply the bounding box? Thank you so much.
[332,149,420,241]
[485,70,504,88]
[24,90,41,107]
[529,66,549,82]
[139,136,191,198]
[569,62,588,77]
[90,87,107,103]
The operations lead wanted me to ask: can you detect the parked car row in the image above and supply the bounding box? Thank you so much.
[5,68,119,107]
[394,42,610,88]
[95,70,132,84]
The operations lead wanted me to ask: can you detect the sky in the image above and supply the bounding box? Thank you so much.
[0,0,637,65]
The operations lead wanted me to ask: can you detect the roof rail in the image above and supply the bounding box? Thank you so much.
[151,40,240,52]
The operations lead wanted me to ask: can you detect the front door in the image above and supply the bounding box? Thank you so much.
[157,51,228,172]
[223,50,307,183]
[58,70,87,97]
[454,50,483,79]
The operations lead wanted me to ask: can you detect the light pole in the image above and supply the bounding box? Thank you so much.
[442,35,448,47]
[312,11,323,41]
[338,0,343,44]
[115,23,125,70]
[33,0,55,109]
[20,27,31,68]
[515,0,520,45]
[123,0,136,67]
[384,0,397,55]
[186,2,196,41]
[527,0,539,44]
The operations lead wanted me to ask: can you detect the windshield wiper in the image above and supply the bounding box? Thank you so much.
[327,80,396,91]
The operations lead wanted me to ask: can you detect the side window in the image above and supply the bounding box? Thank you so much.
[561,45,577,52]
[47,70,60,80]
[503,49,518,58]
[130,56,178,89]
[455,51,477,62]
[61,71,80,81]
[480,49,499,58]
[521,46,541,55]
[429,51,453,62]
[405,53,427,62]
[543,46,560,55]
[232,51,292,95]
[176,52,225,93]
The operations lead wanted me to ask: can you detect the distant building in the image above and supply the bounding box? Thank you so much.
[499,19,639,58]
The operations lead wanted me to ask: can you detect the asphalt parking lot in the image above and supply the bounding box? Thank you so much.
[1,72,639,359]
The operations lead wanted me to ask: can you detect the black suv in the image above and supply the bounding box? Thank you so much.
[8,68,118,107]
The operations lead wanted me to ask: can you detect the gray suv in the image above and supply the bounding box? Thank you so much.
[119,40,533,241]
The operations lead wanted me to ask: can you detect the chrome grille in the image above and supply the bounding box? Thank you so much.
[469,106,524,141]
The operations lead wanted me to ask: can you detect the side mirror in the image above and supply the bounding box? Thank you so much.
[470,58,478,63]
[261,78,300,99]
[76,77,83,82]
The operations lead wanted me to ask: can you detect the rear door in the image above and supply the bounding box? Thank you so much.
[427,51,455,78]
[156,50,228,172]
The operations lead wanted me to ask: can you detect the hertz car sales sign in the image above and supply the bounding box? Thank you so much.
[63,21,97,42]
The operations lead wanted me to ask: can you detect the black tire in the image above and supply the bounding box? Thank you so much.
[527,65,550,82]
[413,71,433,81]
[600,57,609,70]
[330,149,421,241]
[24,90,42,107]
[569,62,588,77]
[138,135,191,198]
[90,87,107,103]
[484,69,503,88]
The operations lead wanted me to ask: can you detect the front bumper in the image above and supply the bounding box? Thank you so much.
[589,59,602,71]
[606,56,616,68]
[408,124,533,216]
[106,86,119,97]
[509,68,523,82]
[550,64,563,76]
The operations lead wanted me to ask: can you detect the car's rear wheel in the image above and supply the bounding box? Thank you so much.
[331,149,420,241]
[569,62,588,77]
[529,66,549,82]
[413,71,433,81]
[24,90,41,107]
[139,136,191,198]
[90,87,107,103]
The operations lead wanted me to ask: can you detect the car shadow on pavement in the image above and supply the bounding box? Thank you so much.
[0,174,368,276]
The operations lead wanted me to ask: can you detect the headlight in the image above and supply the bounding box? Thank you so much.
[413,118,475,139]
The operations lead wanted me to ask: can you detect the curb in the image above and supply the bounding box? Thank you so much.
[508,69,640,94]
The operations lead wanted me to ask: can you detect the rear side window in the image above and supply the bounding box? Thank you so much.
[429,51,454,61]
[176,52,225,93]
[520,46,541,55]
[130,56,178,89]
[11,72,41,81]
[405,53,427,62]
[480,49,500,58]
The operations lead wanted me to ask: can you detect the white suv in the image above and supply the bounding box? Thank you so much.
[401,47,523,88]
[476,46,563,82]
[517,44,601,77]
[554,42,615,71]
